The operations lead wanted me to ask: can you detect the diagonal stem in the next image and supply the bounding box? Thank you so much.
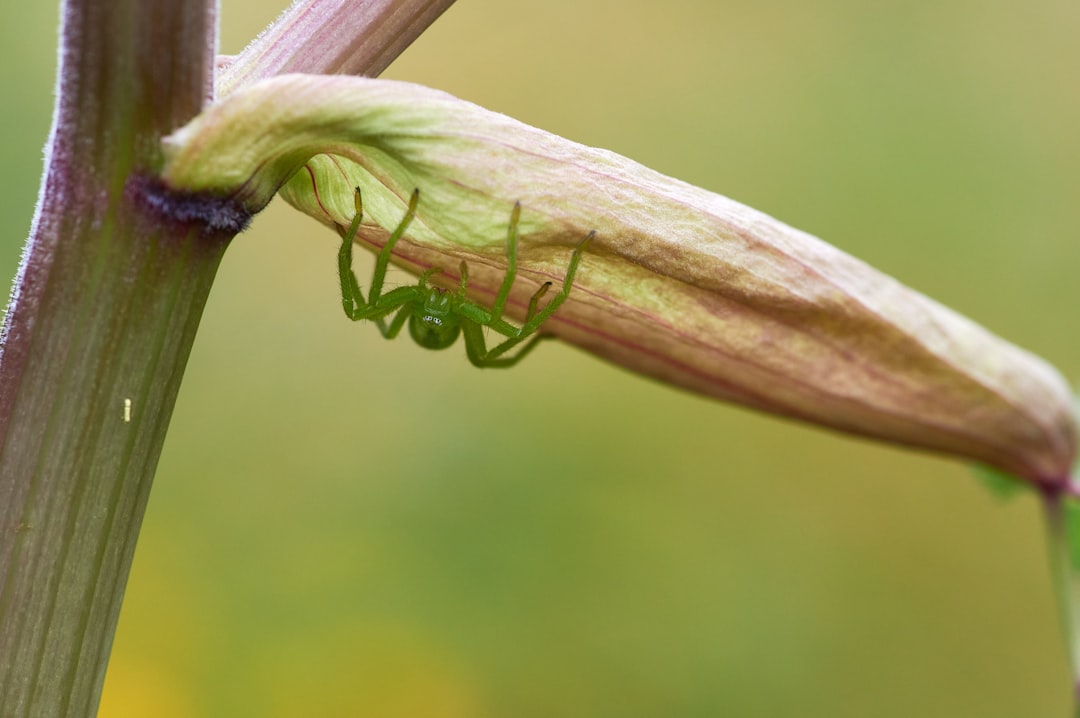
[217,0,459,96]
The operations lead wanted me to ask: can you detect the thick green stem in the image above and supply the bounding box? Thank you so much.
[0,0,226,715]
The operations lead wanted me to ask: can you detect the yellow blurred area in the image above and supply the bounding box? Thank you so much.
[3,1,1080,716]
[101,616,479,718]
[97,659,195,718]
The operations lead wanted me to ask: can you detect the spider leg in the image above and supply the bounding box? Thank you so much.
[374,302,414,340]
[454,261,547,338]
[484,230,594,361]
[339,187,422,321]
[460,318,548,369]
[458,300,518,338]
[525,282,552,323]
[458,260,469,292]
[511,231,596,341]
[367,188,420,305]
[340,284,423,340]
[456,276,557,367]
[369,272,434,338]
[337,189,367,318]
[351,284,422,327]
[454,227,591,364]
[489,201,521,323]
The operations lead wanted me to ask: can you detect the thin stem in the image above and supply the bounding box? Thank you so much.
[1041,492,1080,715]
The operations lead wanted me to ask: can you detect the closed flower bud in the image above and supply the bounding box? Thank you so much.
[163,74,1076,485]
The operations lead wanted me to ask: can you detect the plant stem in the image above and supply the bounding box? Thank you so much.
[1041,492,1080,716]
[217,0,458,96]
[0,0,223,715]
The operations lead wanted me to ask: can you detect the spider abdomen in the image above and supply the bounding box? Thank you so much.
[408,313,461,349]
[408,288,462,349]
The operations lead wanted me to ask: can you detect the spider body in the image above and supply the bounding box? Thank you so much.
[337,188,591,368]
[408,284,460,350]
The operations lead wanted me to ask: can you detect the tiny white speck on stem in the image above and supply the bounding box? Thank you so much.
[123,398,132,423]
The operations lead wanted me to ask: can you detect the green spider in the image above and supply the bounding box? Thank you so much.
[337,188,592,368]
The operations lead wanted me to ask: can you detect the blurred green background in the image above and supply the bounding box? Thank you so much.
[3,1,1080,716]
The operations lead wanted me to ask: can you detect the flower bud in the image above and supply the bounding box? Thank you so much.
[162,74,1076,485]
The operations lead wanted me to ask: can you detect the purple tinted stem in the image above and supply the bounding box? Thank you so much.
[0,0,222,715]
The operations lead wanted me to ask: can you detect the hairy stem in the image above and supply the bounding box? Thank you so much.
[0,0,222,715]
[217,0,458,96]
[0,0,457,713]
